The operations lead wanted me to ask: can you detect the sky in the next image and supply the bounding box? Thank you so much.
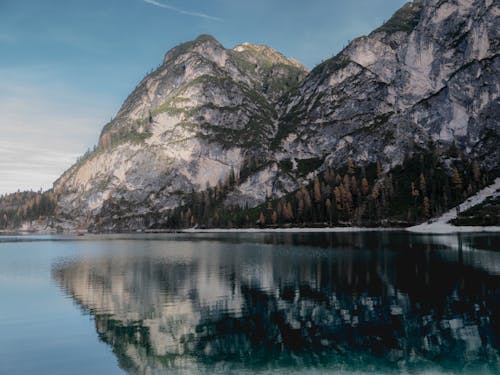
[0,0,408,194]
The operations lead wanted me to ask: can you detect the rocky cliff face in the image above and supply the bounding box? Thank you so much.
[277,0,498,173]
[54,35,307,226]
[54,0,499,230]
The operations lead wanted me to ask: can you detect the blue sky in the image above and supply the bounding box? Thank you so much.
[0,0,407,194]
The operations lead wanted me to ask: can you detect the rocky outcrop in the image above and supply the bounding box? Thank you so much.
[54,0,499,230]
[276,0,499,172]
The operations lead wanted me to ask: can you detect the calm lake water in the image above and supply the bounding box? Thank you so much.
[0,232,499,374]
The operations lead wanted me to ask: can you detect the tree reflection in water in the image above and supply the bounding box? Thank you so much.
[52,232,500,374]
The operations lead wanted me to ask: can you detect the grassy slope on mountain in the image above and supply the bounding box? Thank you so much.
[374,1,423,34]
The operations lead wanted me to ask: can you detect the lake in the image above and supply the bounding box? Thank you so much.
[0,232,499,374]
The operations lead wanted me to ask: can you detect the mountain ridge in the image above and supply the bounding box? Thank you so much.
[4,0,497,232]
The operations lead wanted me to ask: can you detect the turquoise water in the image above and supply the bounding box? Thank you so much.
[0,232,499,374]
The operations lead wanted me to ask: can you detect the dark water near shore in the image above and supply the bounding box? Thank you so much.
[0,232,499,374]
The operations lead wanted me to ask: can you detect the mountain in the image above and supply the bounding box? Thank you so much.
[54,35,307,228]
[50,0,499,231]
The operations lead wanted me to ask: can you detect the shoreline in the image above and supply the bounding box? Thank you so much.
[2,226,499,236]
[182,226,500,234]
[406,223,500,234]
[180,227,400,234]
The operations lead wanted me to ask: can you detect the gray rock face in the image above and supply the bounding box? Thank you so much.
[277,0,499,172]
[54,0,499,229]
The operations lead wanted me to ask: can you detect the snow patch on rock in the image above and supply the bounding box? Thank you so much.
[408,178,500,233]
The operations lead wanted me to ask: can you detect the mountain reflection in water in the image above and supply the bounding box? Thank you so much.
[52,232,500,374]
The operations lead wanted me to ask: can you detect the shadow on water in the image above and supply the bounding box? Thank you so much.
[51,232,500,374]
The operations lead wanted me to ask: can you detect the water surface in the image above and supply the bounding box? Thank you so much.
[0,232,499,374]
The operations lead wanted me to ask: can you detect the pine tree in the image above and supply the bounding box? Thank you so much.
[419,173,427,196]
[472,160,481,184]
[423,196,430,218]
[227,167,236,187]
[334,186,342,210]
[215,181,223,200]
[271,211,278,225]
[267,200,273,211]
[343,174,350,191]
[321,182,329,201]
[323,168,333,185]
[325,198,332,226]
[284,202,294,221]
[258,212,266,226]
[186,208,192,227]
[341,184,353,218]
[335,174,342,186]
[452,167,463,192]
[411,182,420,198]
[411,182,420,222]
[377,160,383,178]
[347,158,355,175]
[302,187,312,212]
[313,176,321,203]
[361,177,369,195]
[351,176,358,196]
[277,201,283,219]
[296,189,305,217]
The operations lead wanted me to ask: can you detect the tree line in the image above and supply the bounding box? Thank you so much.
[160,152,491,229]
[0,190,57,229]
[2,151,493,231]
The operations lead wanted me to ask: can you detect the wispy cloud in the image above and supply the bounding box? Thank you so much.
[143,0,222,21]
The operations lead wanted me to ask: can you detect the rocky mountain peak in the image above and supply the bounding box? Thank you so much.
[233,42,306,71]
[111,35,308,128]
[162,34,225,64]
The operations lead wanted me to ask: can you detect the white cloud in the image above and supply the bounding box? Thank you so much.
[0,68,114,194]
[143,0,222,21]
